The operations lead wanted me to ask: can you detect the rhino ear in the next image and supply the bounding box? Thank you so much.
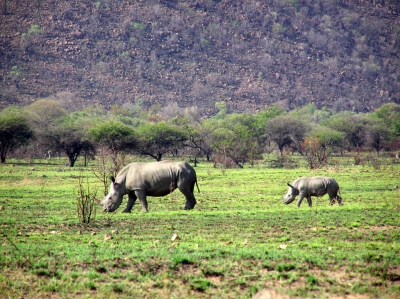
[287,183,296,189]
[110,176,115,183]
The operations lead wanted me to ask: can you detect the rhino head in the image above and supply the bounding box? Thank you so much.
[283,183,299,205]
[99,176,124,212]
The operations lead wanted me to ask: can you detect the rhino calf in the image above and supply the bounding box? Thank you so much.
[283,176,343,208]
[100,161,199,213]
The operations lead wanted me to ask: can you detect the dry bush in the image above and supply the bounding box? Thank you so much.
[365,153,381,170]
[301,136,329,169]
[213,154,236,171]
[76,173,97,224]
[93,148,118,197]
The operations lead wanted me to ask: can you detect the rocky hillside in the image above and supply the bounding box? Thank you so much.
[1,0,399,116]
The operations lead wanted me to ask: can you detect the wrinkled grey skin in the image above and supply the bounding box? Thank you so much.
[283,176,343,207]
[100,161,200,213]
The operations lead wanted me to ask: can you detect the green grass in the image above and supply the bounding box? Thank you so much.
[1,157,400,298]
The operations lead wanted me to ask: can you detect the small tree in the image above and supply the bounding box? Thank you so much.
[265,115,310,155]
[25,99,91,165]
[214,101,227,119]
[41,116,95,167]
[182,118,214,162]
[0,107,34,163]
[301,128,344,169]
[255,105,285,129]
[167,112,211,165]
[182,124,207,166]
[203,113,261,168]
[372,103,400,139]
[324,113,370,152]
[135,122,187,161]
[54,124,94,167]
[301,136,324,169]
[89,120,135,172]
[25,99,67,131]
[365,119,392,155]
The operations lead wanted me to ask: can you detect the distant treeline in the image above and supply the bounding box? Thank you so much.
[0,100,399,169]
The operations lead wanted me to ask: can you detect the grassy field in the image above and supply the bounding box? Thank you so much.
[1,156,400,298]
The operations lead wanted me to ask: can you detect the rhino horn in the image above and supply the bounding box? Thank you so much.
[110,176,116,183]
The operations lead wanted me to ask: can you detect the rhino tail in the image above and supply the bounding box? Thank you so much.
[195,177,200,193]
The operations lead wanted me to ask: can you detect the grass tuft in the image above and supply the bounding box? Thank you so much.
[190,279,214,292]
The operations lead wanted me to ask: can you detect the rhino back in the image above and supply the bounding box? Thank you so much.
[298,176,329,196]
[119,162,193,196]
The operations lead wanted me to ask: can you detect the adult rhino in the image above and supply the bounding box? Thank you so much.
[100,161,199,213]
[283,176,343,208]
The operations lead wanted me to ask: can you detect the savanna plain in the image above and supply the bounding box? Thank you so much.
[1,156,399,298]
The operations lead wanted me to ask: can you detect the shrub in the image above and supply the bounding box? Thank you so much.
[190,279,214,292]
[75,173,97,223]
[307,274,318,286]
[275,263,297,272]
[27,24,43,35]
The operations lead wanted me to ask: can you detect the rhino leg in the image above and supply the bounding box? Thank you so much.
[337,195,343,206]
[134,190,149,212]
[329,192,343,206]
[296,193,307,208]
[123,192,137,213]
[306,196,313,207]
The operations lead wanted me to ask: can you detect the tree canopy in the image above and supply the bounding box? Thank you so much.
[135,122,186,161]
[265,115,311,155]
[0,107,33,163]
[41,115,94,167]
[88,120,135,168]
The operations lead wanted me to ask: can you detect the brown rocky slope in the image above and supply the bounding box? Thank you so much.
[0,0,399,116]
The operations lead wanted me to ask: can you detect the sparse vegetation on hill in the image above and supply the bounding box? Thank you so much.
[0,0,400,115]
